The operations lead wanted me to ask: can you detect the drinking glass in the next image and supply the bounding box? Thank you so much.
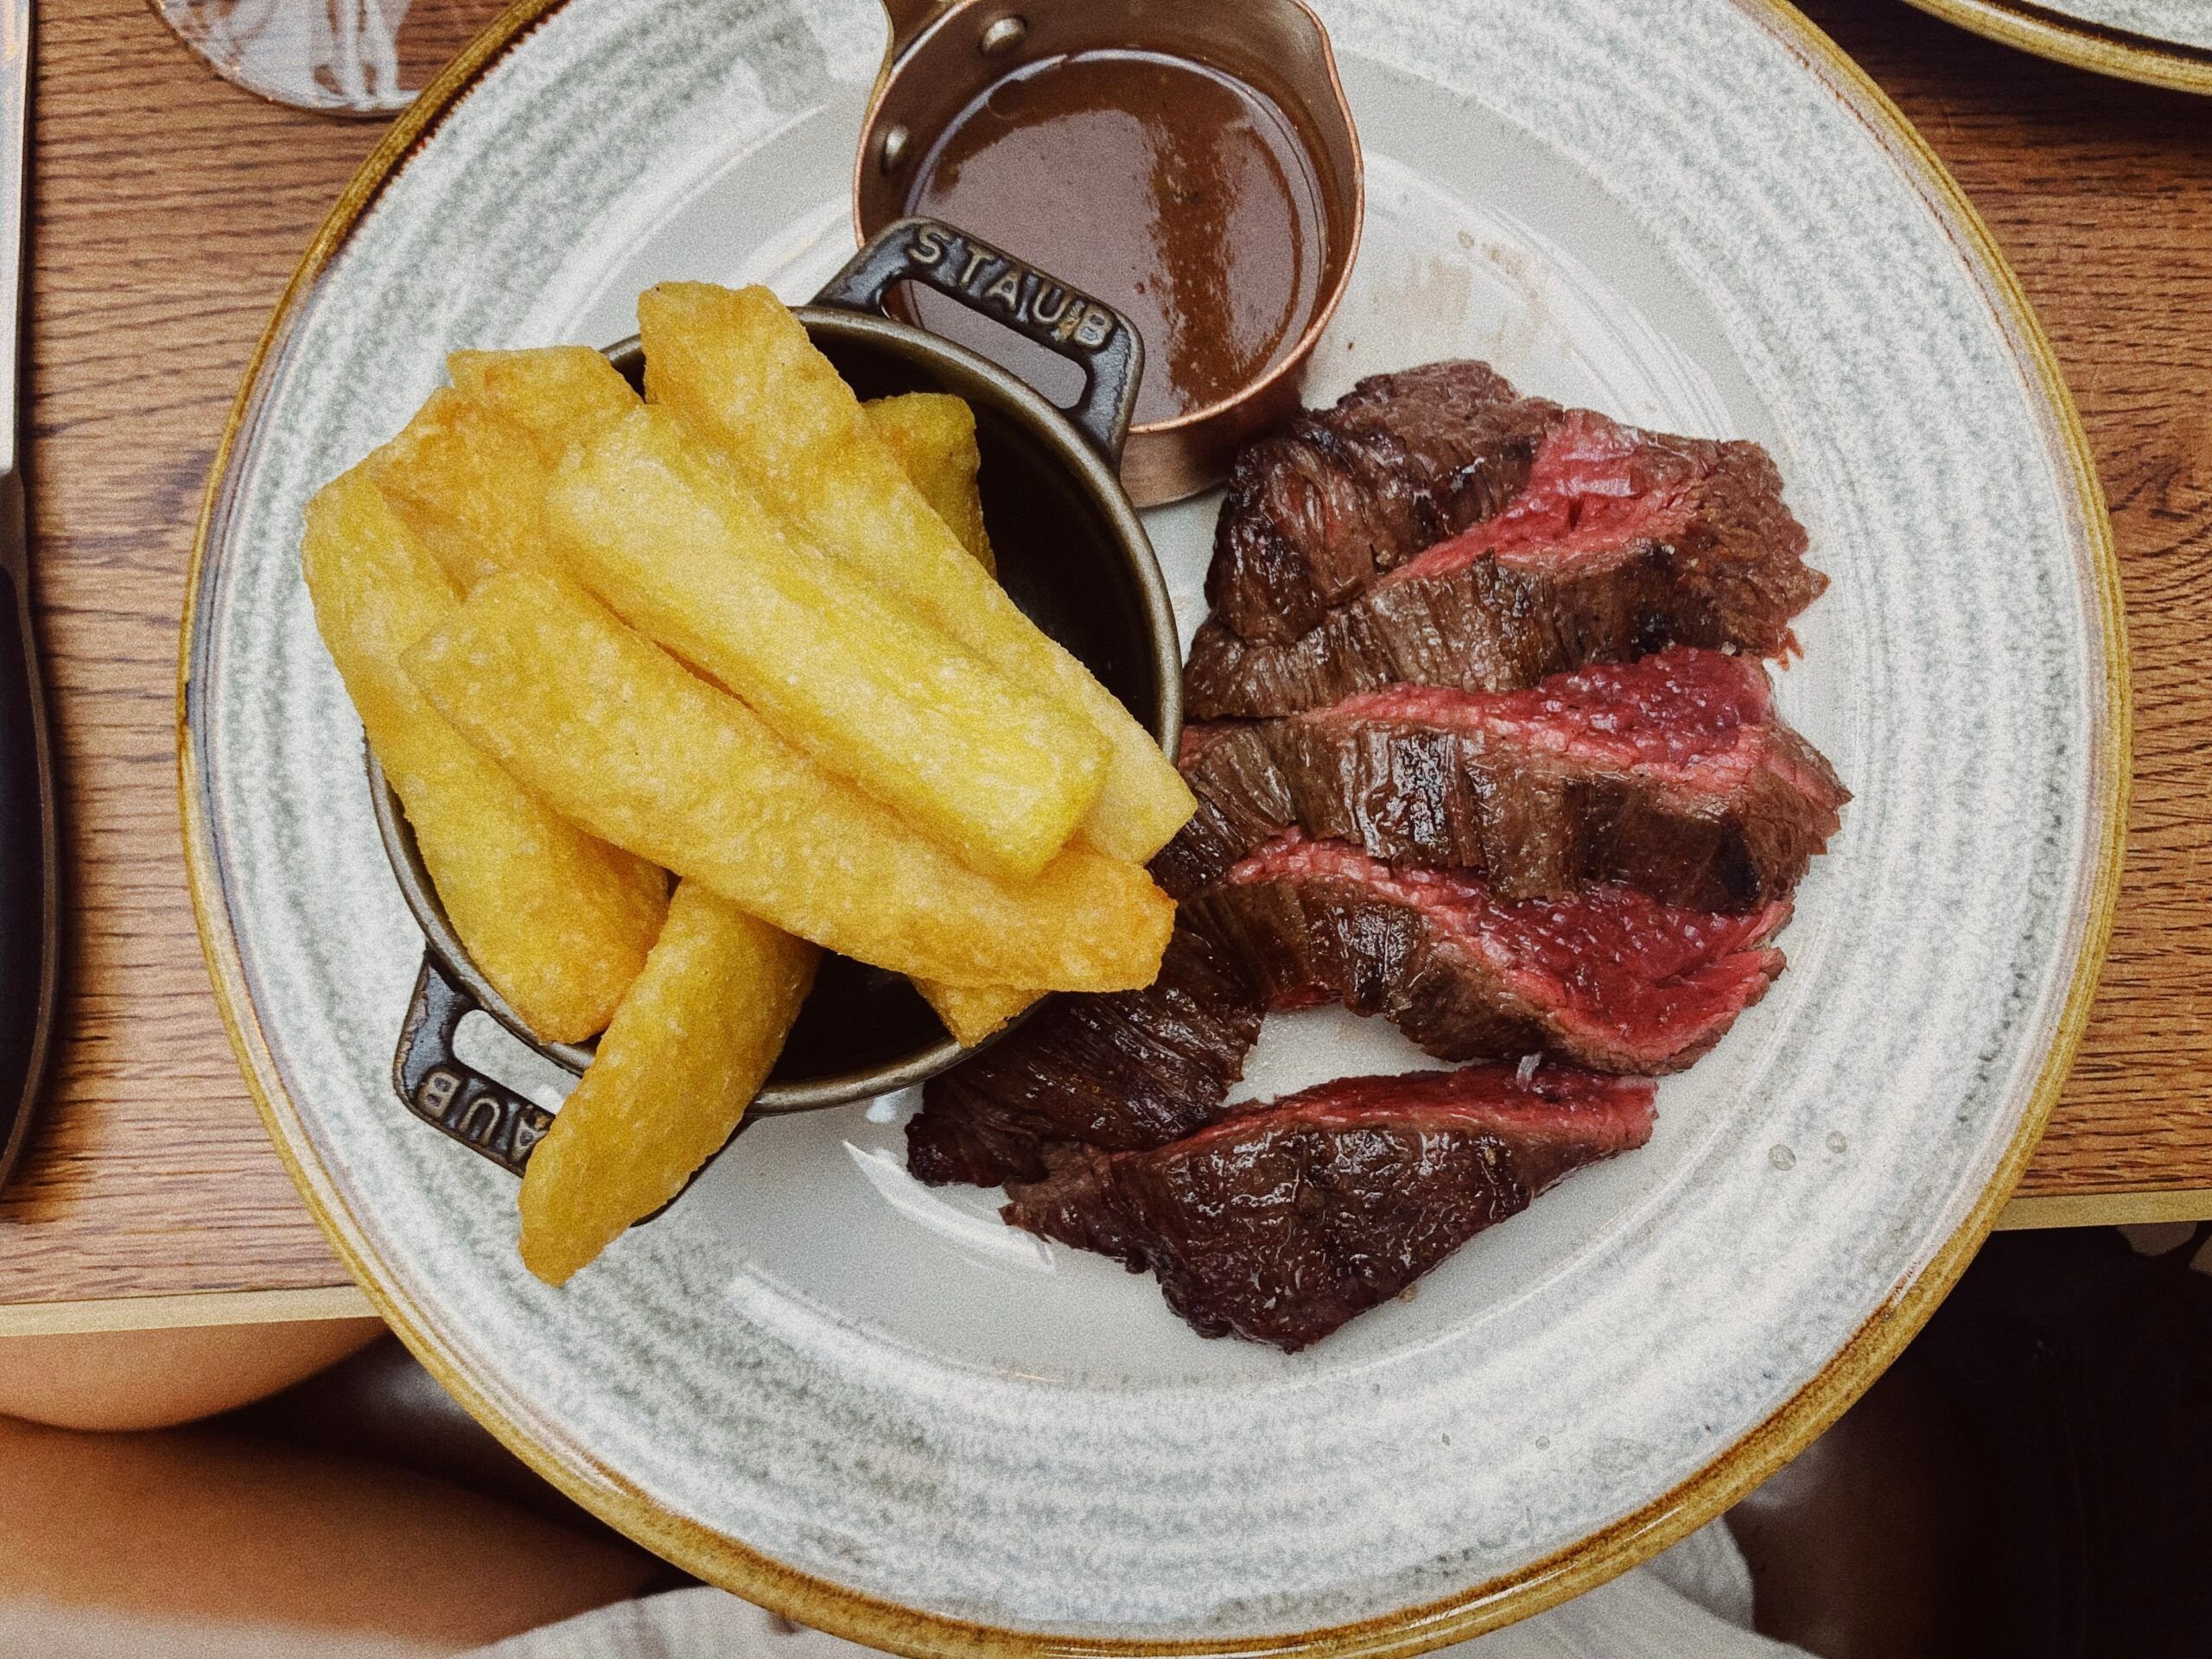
[151,0,507,115]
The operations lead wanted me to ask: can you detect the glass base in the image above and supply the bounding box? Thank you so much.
[151,0,507,117]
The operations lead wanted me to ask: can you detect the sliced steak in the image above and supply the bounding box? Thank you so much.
[1206,362,1561,643]
[1003,1063,1656,1351]
[906,927,1265,1189]
[1185,407,1824,718]
[1187,834,1787,1073]
[1157,646,1848,912]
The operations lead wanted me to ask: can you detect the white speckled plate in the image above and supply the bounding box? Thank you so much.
[1903,0,2212,91]
[181,1,2126,1651]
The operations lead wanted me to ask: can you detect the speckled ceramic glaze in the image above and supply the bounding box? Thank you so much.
[181,1,2125,1651]
[1904,0,2212,91]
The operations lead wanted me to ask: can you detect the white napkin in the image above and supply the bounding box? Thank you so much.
[473,1521,1802,1659]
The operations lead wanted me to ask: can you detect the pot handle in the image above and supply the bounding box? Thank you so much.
[393,953,553,1177]
[813,216,1145,465]
[876,0,945,63]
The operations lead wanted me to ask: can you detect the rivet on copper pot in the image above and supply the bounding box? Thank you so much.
[978,15,1027,55]
[879,124,911,174]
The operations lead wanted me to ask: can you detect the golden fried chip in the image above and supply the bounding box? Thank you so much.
[638,282,1195,865]
[913,981,1037,1047]
[404,571,1175,991]
[519,880,817,1285]
[865,395,1039,1040]
[547,406,1106,880]
[364,388,564,589]
[368,353,642,592]
[301,469,667,1042]
[448,346,639,466]
[863,392,994,575]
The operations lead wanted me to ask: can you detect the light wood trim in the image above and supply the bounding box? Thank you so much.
[0,1285,372,1338]
[1999,1189,2212,1230]
[6,1198,2196,1335]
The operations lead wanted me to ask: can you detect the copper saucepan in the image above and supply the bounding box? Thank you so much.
[855,0,1365,506]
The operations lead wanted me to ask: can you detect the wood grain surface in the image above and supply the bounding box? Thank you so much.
[0,0,2203,1319]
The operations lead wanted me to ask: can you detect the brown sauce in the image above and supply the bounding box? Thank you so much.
[907,48,1332,426]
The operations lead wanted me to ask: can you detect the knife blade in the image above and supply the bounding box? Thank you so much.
[0,0,58,1196]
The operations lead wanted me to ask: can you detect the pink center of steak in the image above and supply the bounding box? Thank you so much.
[1325,645,1770,783]
[1392,409,1702,582]
[1226,833,1788,1051]
[1200,1063,1656,1152]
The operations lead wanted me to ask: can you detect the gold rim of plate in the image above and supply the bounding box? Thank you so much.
[1901,0,2212,93]
[174,0,2132,1650]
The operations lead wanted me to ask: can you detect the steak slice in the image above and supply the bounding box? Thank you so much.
[906,927,1265,1189]
[1205,362,1562,643]
[1187,834,1788,1073]
[1003,1063,1656,1351]
[1156,646,1848,912]
[1185,407,1824,718]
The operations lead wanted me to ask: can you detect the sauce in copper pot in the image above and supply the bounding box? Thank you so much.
[906,48,1332,426]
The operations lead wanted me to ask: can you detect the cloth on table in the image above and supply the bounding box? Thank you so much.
[473,1521,1802,1659]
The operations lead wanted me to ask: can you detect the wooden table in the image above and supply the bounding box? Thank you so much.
[2,0,2206,1333]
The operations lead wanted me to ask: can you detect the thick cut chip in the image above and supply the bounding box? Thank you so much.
[365,388,564,589]
[914,981,1036,1047]
[300,468,667,1042]
[448,346,639,465]
[519,880,817,1285]
[369,352,642,592]
[863,393,1039,1041]
[863,392,994,575]
[638,282,1195,864]
[404,572,1174,991]
[547,407,1106,880]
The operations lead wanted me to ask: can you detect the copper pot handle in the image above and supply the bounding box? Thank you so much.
[813,216,1146,464]
[878,0,950,61]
